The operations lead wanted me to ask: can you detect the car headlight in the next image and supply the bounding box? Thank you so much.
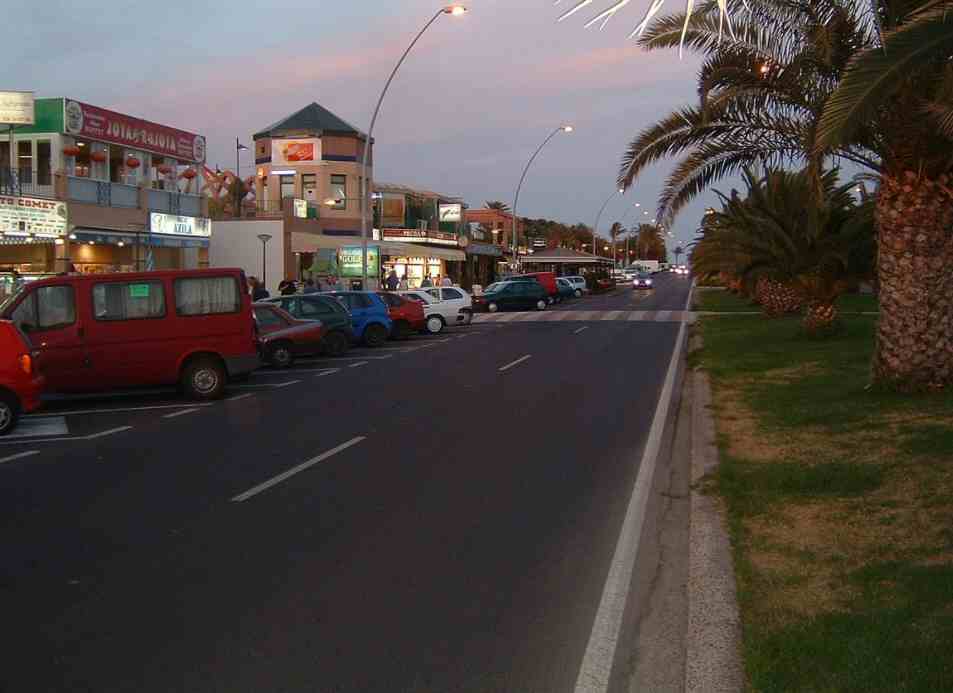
[646,279,653,285]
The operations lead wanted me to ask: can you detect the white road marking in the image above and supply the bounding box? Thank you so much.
[627,311,646,321]
[252,367,349,376]
[27,402,214,418]
[574,282,694,693]
[299,355,394,362]
[657,310,673,322]
[573,326,589,335]
[273,380,301,388]
[230,381,299,389]
[4,417,69,438]
[605,310,624,321]
[314,368,341,378]
[231,436,366,502]
[84,426,133,440]
[499,354,532,373]
[0,450,40,465]
[226,393,254,402]
[162,407,200,419]
[348,361,368,368]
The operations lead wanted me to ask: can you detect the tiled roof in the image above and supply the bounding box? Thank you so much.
[253,102,365,139]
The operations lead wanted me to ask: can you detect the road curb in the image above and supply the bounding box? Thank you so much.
[685,332,744,693]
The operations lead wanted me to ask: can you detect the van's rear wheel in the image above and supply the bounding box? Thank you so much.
[0,391,20,436]
[182,358,226,400]
[536,299,547,311]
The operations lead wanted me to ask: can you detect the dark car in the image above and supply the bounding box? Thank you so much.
[632,272,655,290]
[253,303,325,368]
[323,291,393,347]
[264,294,353,356]
[472,281,548,313]
[0,320,44,435]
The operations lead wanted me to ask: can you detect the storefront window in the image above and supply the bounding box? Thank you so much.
[72,142,91,178]
[17,141,32,183]
[302,173,317,204]
[330,174,346,209]
[36,141,51,185]
[90,142,108,180]
[279,174,295,200]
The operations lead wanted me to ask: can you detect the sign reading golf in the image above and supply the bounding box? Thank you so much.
[339,246,379,278]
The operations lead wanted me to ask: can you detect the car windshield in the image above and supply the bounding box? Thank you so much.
[638,273,652,279]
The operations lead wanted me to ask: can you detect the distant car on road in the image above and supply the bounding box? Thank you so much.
[377,292,425,338]
[472,281,548,313]
[0,320,43,435]
[633,272,655,290]
[264,294,353,356]
[323,291,392,347]
[253,303,326,368]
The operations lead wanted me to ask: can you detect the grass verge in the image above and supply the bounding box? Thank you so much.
[697,313,953,692]
[695,288,759,312]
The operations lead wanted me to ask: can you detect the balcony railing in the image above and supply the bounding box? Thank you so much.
[0,167,54,198]
[66,176,138,208]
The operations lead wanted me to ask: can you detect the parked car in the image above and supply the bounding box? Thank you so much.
[264,294,353,356]
[0,269,258,400]
[252,303,326,368]
[563,276,588,297]
[508,272,558,303]
[377,292,425,338]
[472,281,548,312]
[323,291,392,347]
[633,272,655,290]
[400,287,473,333]
[0,320,44,435]
[611,269,628,283]
[556,277,577,302]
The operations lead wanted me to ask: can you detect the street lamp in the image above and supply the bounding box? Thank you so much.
[257,233,272,291]
[235,138,249,218]
[359,4,468,289]
[511,125,573,269]
[592,187,624,263]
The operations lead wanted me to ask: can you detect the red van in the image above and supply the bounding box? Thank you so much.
[0,269,258,400]
[0,321,44,435]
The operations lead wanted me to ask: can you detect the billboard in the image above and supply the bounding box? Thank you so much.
[339,246,380,278]
[271,138,321,165]
[63,99,206,163]
[0,91,34,125]
[438,203,462,223]
[149,213,211,237]
[0,195,67,236]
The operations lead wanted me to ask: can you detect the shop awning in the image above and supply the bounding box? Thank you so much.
[291,232,465,261]
[73,228,209,248]
[465,242,503,257]
[522,247,613,265]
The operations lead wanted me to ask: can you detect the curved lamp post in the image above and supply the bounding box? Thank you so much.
[510,125,573,268]
[359,4,468,288]
[593,187,624,263]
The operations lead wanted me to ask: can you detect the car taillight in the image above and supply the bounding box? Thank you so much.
[19,353,31,376]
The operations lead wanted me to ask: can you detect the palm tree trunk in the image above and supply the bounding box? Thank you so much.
[873,172,953,389]
[803,301,838,335]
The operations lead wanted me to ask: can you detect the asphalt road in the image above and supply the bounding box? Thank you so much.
[0,273,693,693]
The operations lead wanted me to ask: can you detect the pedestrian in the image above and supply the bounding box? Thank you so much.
[398,273,409,290]
[278,279,297,296]
[251,277,269,301]
[385,269,400,291]
[303,278,318,294]
[421,275,433,288]
[441,275,452,287]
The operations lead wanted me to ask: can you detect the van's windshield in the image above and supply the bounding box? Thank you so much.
[0,287,27,317]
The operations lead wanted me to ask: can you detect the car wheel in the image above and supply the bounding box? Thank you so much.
[268,342,294,369]
[574,289,583,298]
[461,309,473,325]
[488,302,499,313]
[323,330,349,356]
[426,315,445,334]
[536,299,547,311]
[0,391,21,436]
[364,323,389,347]
[182,357,226,401]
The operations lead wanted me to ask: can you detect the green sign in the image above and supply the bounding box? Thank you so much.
[339,245,379,278]
[128,283,150,298]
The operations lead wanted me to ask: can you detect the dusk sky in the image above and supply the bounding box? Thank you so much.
[7,0,724,248]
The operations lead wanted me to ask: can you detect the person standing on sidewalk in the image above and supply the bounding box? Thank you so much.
[385,270,400,291]
[441,275,452,287]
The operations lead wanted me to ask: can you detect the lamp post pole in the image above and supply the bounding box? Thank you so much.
[592,187,623,265]
[235,138,248,219]
[359,5,468,289]
[257,233,272,292]
[511,125,573,270]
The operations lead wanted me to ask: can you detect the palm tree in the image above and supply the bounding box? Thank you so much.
[618,0,880,221]
[484,201,511,213]
[701,166,873,330]
[816,1,953,387]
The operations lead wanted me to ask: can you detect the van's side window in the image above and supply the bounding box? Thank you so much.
[93,282,166,321]
[11,286,76,331]
[174,276,240,316]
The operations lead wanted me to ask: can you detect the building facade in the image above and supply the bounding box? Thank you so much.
[0,97,210,296]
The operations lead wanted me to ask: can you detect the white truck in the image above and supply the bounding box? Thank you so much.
[632,260,660,274]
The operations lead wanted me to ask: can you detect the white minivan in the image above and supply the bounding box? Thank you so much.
[563,276,589,297]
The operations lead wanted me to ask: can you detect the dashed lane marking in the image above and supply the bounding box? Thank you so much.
[348,362,368,368]
[499,354,532,373]
[0,450,40,465]
[314,368,341,378]
[27,402,214,418]
[573,326,589,335]
[226,393,254,402]
[162,407,200,419]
